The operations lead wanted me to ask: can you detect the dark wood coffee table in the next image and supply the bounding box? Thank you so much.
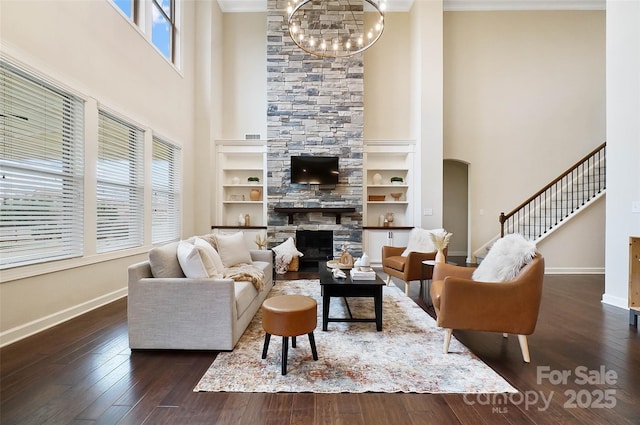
[318,261,385,331]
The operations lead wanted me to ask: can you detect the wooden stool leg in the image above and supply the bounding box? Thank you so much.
[281,336,288,375]
[292,336,297,348]
[308,332,318,361]
[261,333,271,359]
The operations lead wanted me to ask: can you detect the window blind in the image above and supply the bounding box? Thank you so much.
[0,62,85,269]
[152,137,181,243]
[97,111,143,252]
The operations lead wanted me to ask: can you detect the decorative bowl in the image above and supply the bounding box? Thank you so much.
[390,193,402,201]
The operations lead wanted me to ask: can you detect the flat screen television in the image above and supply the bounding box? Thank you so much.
[291,156,339,185]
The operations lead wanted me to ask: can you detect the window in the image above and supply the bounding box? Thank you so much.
[112,0,135,20]
[96,111,144,253]
[151,0,176,62]
[152,137,181,243]
[0,62,84,269]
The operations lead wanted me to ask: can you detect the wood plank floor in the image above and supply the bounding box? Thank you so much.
[1,272,639,425]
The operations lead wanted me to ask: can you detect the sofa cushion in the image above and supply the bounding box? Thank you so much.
[177,240,212,278]
[234,280,258,318]
[148,242,184,278]
[401,228,440,256]
[214,232,253,267]
[195,237,224,278]
[472,234,537,282]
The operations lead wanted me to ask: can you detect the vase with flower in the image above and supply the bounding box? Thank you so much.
[430,229,453,263]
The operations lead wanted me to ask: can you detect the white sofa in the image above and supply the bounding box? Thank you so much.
[127,236,274,351]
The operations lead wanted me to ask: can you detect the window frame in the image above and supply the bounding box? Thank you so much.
[96,110,145,253]
[151,136,181,244]
[0,61,85,270]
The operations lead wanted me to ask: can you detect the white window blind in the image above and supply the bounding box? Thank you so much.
[97,111,143,252]
[152,137,181,243]
[0,62,84,269]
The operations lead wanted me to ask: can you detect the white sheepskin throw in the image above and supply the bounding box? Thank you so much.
[472,234,537,282]
[401,228,442,256]
[272,237,304,274]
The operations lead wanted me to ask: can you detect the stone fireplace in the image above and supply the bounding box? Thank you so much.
[266,0,364,257]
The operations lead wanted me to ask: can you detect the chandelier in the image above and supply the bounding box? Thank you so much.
[287,0,386,58]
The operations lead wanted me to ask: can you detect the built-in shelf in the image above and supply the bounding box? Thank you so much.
[362,226,413,230]
[274,207,356,225]
[211,225,268,230]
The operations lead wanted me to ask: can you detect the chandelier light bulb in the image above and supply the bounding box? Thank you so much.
[287,0,385,58]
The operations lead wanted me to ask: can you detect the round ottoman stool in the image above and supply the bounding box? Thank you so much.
[261,295,318,375]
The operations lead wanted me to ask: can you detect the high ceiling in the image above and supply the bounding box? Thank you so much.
[216,0,605,13]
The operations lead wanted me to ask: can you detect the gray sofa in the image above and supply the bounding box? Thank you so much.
[127,238,274,351]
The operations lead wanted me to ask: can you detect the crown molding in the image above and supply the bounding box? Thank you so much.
[444,0,605,12]
[216,0,605,13]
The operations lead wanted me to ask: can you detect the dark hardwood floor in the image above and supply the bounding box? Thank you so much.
[1,269,639,425]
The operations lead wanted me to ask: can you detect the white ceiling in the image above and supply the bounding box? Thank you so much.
[216,0,605,13]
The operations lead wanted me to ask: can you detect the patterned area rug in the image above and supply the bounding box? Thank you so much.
[194,279,517,394]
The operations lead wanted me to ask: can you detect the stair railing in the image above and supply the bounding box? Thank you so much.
[499,142,606,240]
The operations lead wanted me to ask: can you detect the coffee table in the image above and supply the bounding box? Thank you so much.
[318,261,385,331]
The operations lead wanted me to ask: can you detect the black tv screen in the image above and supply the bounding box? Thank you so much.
[291,156,339,185]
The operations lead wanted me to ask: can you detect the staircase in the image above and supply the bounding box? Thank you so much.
[474,142,606,262]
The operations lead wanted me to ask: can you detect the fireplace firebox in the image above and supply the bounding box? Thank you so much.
[296,230,333,271]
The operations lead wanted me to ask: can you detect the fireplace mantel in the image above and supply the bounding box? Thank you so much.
[274,207,356,225]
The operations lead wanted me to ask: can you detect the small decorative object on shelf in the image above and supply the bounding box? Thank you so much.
[385,212,394,225]
[372,173,383,185]
[390,192,402,201]
[390,176,404,185]
[238,214,246,226]
[244,214,250,227]
[231,176,241,185]
[250,188,261,201]
[248,176,260,183]
[430,229,453,263]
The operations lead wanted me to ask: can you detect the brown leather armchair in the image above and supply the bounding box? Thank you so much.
[382,246,446,296]
[430,254,544,363]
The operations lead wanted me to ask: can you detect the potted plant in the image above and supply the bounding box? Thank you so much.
[247,176,260,183]
[390,176,404,185]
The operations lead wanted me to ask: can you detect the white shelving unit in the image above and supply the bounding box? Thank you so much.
[364,142,415,227]
[363,141,416,264]
[215,140,267,227]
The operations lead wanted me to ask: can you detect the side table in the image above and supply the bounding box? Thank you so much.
[420,260,436,305]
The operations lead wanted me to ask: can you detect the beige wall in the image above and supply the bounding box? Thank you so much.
[0,0,201,344]
[443,10,606,268]
[364,12,412,140]
[221,13,267,140]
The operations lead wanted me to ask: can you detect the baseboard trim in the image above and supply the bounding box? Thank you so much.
[0,287,128,348]
[544,267,604,274]
[601,293,628,310]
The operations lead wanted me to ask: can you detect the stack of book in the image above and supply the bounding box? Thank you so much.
[350,268,376,281]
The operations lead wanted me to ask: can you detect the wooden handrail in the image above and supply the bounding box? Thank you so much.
[498,142,607,237]
[500,142,606,226]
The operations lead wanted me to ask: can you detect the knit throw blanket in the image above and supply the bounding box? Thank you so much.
[224,264,265,292]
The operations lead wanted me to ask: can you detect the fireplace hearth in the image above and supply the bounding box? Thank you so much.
[296,230,333,271]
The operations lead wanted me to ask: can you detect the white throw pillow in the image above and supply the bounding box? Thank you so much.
[272,237,304,264]
[195,237,224,278]
[177,240,211,278]
[214,232,253,267]
[472,234,537,282]
[401,228,440,256]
